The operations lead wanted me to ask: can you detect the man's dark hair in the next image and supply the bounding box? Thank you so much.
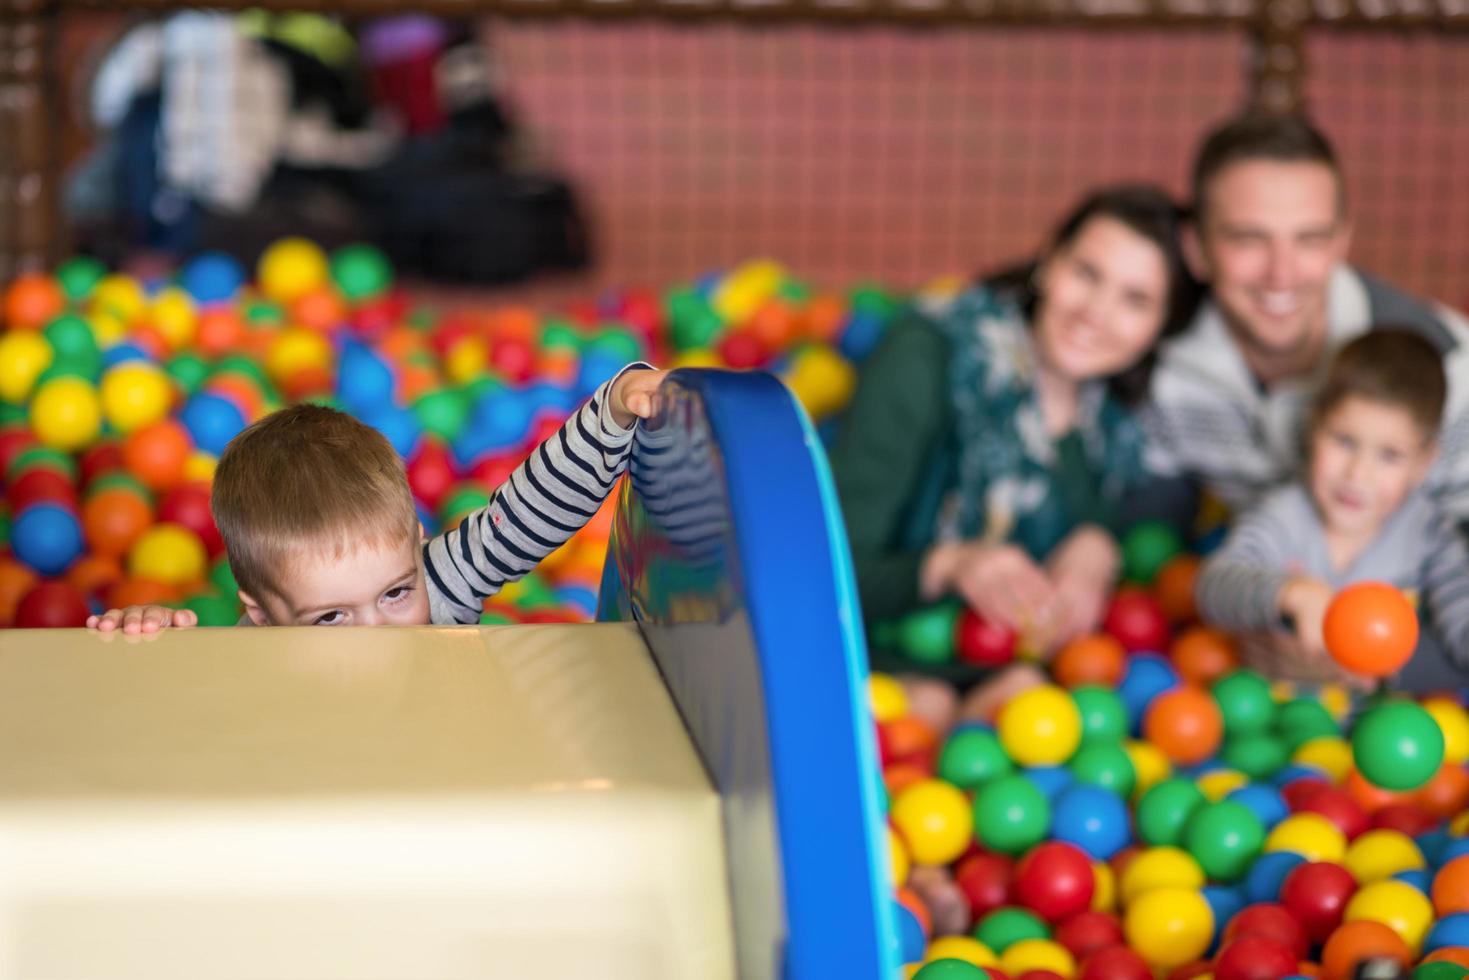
[1193,113,1343,219]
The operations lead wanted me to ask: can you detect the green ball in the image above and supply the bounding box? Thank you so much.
[667,289,722,351]
[1068,741,1136,798]
[44,314,99,360]
[1136,777,1207,847]
[38,350,102,385]
[0,402,26,424]
[849,284,899,320]
[1183,800,1265,882]
[913,961,988,980]
[8,445,78,481]
[56,256,107,302]
[210,557,239,598]
[1352,700,1445,791]
[331,244,393,301]
[540,319,584,354]
[973,906,1049,953]
[1213,670,1277,736]
[937,728,1014,790]
[776,279,812,304]
[510,573,556,610]
[440,486,491,526]
[167,352,212,395]
[479,610,516,625]
[185,592,242,626]
[213,354,273,391]
[413,389,470,441]
[972,775,1051,855]
[1072,686,1129,742]
[1276,698,1340,751]
[585,326,644,364]
[1415,963,1469,980]
[897,602,960,664]
[1221,733,1289,780]
[243,299,286,325]
[86,472,152,503]
[1121,520,1184,584]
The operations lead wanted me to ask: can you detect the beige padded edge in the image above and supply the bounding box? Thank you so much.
[0,624,735,980]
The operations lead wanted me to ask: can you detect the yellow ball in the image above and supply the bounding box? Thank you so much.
[128,523,207,586]
[184,451,218,484]
[783,345,856,421]
[266,327,333,384]
[90,274,146,323]
[1120,846,1206,905]
[1091,861,1117,912]
[1001,938,1075,978]
[671,349,721,370]
[1123,887,1213,970]
[150,287,197,350]
[1343,829,1424,884]
[888,825,910,887]
[998,685,1082,767]
[444,337,488,386]
[1319,684,1352,723]
[890,779,972,866]
[924,936,997,968]
[714,258,785,323]
[258,237,329,304]
[29,377,101,451]
[1344,879,1434,953]
[870,673,909,724]
[1197,769,1250,802]
[100,362,173,433]
[1125,739,1173,799]
[1293,736,1353,783]
[91,310,129,348]
[1265,813,1348,863]
[0,331,54,402]
[1425,698,1469,765]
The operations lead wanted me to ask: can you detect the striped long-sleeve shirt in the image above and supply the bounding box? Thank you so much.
[1196,483,1469,669]
[424,365,649,625]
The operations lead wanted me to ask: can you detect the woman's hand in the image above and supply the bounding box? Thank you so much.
[1044,525,1121,649]
[921,540,1058,638]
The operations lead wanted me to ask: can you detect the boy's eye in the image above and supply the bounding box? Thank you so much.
[314,611,344,626]
[383,586,412,603]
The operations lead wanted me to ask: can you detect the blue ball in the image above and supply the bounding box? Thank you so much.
[181,251,246,303]
[523,381,575,417]
[839,311,886,363]
[1393,868,1432,894]
[363,403,422,459]
[576,351,627,400]
[1440,836,1469,867]
[11,503,84,576]
[1118,654,1181,734]
[1424,912,1469,953]
[892,899,926,965]
[1201,885,1246,953]
[180,392,247,456]
[1024,765,1075,801]
[1050,785,1129,860]
[1419,830,1452,867]
[337,341,396,414]
[555,584,599,617]
[1227,784,1289,828]
[453,389,533,465]
[1243,850,1305,904]
[101,342,153,369]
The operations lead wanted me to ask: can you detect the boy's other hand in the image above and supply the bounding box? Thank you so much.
[1278,576,1333,659]
[88,605,199,634]
[610,368,669,428]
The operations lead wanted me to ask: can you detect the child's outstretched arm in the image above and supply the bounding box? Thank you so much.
[88,605,198,633]
[423,364,666,624]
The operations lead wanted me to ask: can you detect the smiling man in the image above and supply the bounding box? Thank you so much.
[1145,113,1469,524]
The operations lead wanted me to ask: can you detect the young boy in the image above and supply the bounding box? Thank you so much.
[1196,328,1469,689]
[88,365,666,632]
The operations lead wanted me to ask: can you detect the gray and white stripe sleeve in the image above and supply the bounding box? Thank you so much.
[1195,497,1297,632]
[424,363,651,624]
[1420,512,1469,665]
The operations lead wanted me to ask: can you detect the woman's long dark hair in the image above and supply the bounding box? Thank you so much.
[983,184,1202,405]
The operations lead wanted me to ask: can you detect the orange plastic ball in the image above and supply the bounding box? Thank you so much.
[747,301,799,352]
[106,578,181,608]
[884,763,933,798]
[801,294,847,343]
[489,307,538,343]
[1143,685,1225,765]
[1323,582,1419,677]
[1154,554,1201,623]
[1051,634,1127,688]
[1320,920,1410,980]
[1420,763,1469,818]
[881,715,940,768]
[4,273,65,330]
[1347,768,1417,813]
[0,557,40,626]
[1424,947,1469,968]
[289,286,346,332]
[66,553,124,600]
[195,307,245,357]
[1171,626,1239,687]
[122,420,192,491]
[81,488,154,557]
[1433,855,1469,916]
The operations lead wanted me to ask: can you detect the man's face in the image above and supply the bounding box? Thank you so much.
[1191,160,1351,363]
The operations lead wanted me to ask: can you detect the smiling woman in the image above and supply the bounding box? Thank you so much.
[829,184,1200,656]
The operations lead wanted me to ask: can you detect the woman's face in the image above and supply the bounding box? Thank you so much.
[1033,215,1171,383]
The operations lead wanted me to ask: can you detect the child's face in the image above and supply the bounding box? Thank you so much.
[242,532,431,627]
[1309,395,1436,538]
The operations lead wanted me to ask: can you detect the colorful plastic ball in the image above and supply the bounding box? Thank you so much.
[13,581,90,628]
[1119,846,1205,903]
[1123,887,1213,970]
[180,251,245,302]
[99,362,172,434]
[8,466,77,511]
[1420,762,1469,818]
[1243,851,1307,904]
[1321,920,1411,980]
[1171,626,1239,687]
[1051,785,1130,860]
[1138,777,1208,847]
[128,523,207,587]
[1212,670,1277,736]
[1344,829,1425,884]
[1396,868,1433,895]
[1197,768,1252,802]
[1426,915,1469,956]
[4,272,65,329]
[1071,686,1128,743]
[1294,737,1355,784]
[1014,842,1095,923]
[894,898,927,964]
[1213,934,1300,980]
[1225,902,1310,959]
[1417,961,1469,980]
[1000,938,1074,978]
[783,344,856,421]
[880,716,940,769]
[1124,739,1174,798]
[28,377,101,451]
[1424,699,1469,765]
[1266,813,1349,863]
[1424,949,1469,970]
[1121,521,1183,585]
[924,937,998,969]
[1183,800,1266,882]
[1324,582,1419,678]
[1077,944,1150,980]
[1344,879,1434,953]
[1280,861,1357,944]
[1024,765,1075,801]
[1117,654,1180,729]
[1052,635,1127,688]
[1227,785,1289,829]
[258,237,329,304]
[412,389,469,442]
[938,728,1014,790]
[11,503,83,575]
[1145,686,1224,765]
[157,484,223,557]
[1352,700,1445,792]
[998,686,1082,767]
[1053,911,1123,960]
[975,907,1050,954]
[1103,589,1171,652]
[1435,856,1469,916]
[912,960,989,980]
[868,674,908,725]
[123,420,192,491]
[0,330,55,402]
[1222,733,1290,781]
[974,775,1052,855]
[955,608,1018,668]
[179,391,248,458]
[1068,742,1135,799]
[1090,860,1116,912]
[956,852,1015,921]
[893,603,961,665]
[1277,697,1342,751]
[55,256,106,302]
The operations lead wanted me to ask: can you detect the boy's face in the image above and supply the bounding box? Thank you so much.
[1309,395,1436,540]
[241,533,431,627]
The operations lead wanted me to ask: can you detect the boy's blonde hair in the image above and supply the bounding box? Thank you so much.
[211,404,419,600]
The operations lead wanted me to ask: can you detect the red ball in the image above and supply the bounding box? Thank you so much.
[1014,841,1095,923]
[1213,934,1300,980]
[1079,946,1151,980]
[157,483,224,557]
[955,608,1017,668]
[79,440,126,485]
[1102,588,1171,652]
[1224,903,1309,960]
[8,467,78,512]
[490,335,536,383]
[406,440,458,511]
[717,331,766,370]
[1279,861,1357,944]
[955,852,1014,921]
[1054,911,1124,960]
[1296,786,1369,840]
[1369,802,1437,836]
[467,453,519,494]
[0,425,36,476]
[351,289,408,340]
[14,581,90,628]
[1281,777,1332,812]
